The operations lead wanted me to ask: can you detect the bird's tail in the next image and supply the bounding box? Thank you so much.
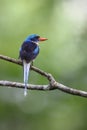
[23,60,30,96]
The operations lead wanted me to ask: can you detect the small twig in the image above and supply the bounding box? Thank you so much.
[0,54,87,98]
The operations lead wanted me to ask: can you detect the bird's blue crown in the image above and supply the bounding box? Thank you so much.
[25,34,40,42]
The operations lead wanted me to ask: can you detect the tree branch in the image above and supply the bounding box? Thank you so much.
[0,54,87,98]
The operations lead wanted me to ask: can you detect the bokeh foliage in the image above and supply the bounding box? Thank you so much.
[0,0,87,130]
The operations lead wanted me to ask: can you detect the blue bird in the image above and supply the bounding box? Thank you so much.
[19,34,47,96]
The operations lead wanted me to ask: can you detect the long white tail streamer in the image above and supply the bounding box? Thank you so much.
[23,60,30,96]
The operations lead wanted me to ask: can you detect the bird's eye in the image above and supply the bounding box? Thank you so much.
[35,36,40,39]
[30,35,40,41]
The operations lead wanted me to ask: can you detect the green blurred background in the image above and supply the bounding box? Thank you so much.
[0,0,87,130]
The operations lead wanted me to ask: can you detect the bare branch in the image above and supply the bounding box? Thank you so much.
[0,54,22,65]
[0,54,87,98]
[0,54,51,80]
[0,80,87,98]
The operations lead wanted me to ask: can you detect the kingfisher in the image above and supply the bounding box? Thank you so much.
[19,34,47,96]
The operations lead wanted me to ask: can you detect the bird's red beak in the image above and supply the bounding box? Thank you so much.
[39,37,48,42]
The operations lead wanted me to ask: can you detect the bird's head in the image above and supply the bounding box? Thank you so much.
[25,34,47,44]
